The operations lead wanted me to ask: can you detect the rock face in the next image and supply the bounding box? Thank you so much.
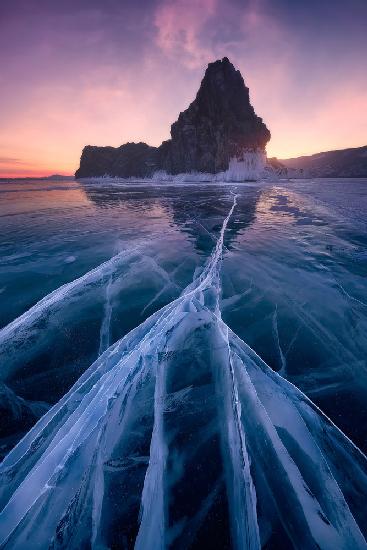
[75,58,270,179]
[75,142,159,179]
[160,57,270,174]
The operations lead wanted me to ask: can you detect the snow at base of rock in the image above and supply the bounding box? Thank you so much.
[80,150,275,185]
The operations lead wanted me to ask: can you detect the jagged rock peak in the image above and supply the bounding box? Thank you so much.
[161,57,270,174]
[199,56,253,103]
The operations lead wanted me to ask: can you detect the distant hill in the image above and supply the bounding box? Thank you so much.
[280,145,367,178]
[0,174,74,182]
[44,174,74,181]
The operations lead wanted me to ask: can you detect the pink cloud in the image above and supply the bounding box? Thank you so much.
[154,0,217,68]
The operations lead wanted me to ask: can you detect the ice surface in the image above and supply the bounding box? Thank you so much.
[98,274,114,355]
[0,194,366,549]
[0,246,142,380]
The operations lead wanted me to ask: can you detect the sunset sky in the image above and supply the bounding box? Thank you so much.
[1,0,366,177]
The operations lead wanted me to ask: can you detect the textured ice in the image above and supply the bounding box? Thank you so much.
[0,194,366,549]
[0,246,142,379]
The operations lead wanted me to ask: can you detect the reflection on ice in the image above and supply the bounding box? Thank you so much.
[0,194,366,549]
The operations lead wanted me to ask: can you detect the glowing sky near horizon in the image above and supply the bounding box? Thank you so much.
[0,0,366,177]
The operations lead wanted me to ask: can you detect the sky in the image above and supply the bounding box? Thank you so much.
[0,0,366,177]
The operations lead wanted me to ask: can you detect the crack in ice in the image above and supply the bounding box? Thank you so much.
[0,193,366,549]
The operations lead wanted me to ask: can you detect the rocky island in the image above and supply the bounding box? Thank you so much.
[75,57,271,181]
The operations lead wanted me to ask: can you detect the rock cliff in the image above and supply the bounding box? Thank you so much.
[75,58,270,179]
[160,57,270,174]
[76,142,159,179]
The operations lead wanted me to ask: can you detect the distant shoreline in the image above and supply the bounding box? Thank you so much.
[0,175,74,182]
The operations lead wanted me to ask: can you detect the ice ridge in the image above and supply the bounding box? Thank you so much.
[0,195,366,548]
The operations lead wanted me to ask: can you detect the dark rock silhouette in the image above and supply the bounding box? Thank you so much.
[76,58,270,179]
[160,57,270,174]
[76,142,159,179]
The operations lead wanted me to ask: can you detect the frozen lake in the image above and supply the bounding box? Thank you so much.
[0,177,366,547]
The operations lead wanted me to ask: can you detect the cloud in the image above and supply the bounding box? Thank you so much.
[154,0,218,68]
[0,157,25,165]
